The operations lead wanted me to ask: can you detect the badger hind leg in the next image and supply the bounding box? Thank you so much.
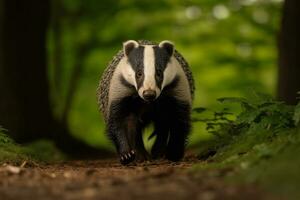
[166,122,189,162]
[151,123,169,159]
[126,114,150,162]
[166,102,191,162]
[135,131,150,162]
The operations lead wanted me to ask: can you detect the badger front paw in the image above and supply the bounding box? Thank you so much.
[119,150,136,165]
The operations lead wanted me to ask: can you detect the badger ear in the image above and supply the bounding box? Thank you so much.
[123,40,139,57]
[159,40,174,56]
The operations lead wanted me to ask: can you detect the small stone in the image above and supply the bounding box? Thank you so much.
[6,165,21,175]
[63,171,72,178]
[50,173,56,178]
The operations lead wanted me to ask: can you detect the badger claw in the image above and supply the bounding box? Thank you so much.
[119,150,135,165]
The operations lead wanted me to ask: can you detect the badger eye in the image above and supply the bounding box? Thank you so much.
[136,71,143,78]
[156,70,162,78]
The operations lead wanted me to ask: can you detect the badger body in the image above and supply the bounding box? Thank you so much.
[97,40,194,164]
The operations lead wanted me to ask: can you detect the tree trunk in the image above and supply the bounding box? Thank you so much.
[51,0,63,104]
[0,0,56,141]
[0,0,107,158]
[277,0,300,105]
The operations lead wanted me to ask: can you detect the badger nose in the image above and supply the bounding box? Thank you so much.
[143,90,156,101]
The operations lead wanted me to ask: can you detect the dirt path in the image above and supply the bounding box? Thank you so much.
[0,156,273,200]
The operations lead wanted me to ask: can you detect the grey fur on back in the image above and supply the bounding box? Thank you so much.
[97,40,195,122]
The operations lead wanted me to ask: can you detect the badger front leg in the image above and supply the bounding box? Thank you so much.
[107,120,136,165]
[108,101,136,165]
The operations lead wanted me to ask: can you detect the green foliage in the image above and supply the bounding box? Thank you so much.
[24,140,66,162]
[0,126,13,144]
[193,94,300,199]
[193,107,235,138]
[219,93,294,129]
[193,93,295,156]
[194,92,294,146]
[0,126,64,163]
[0,127,29,163]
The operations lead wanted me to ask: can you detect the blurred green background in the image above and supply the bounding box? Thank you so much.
[46,0,283,150]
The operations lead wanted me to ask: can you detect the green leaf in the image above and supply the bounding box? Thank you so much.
[217,97,248,104]
[236,109,261,124]
[0,126,14,144]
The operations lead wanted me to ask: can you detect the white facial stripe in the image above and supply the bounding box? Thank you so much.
[120,58,137,89]
[143,45,156,90]
[162,58,177,89]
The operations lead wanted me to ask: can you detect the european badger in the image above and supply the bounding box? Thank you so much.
[97,40,194,165]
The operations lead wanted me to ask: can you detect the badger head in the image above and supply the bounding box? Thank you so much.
[121,40,177,102]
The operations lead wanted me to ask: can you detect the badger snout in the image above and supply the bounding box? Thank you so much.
[142,90,156,101]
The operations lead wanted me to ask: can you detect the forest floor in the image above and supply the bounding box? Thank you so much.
[1,95,299,200]
[0,155,276,200]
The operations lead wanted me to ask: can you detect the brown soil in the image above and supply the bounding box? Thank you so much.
[0,156,274,200]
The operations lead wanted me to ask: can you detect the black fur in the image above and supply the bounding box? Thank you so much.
[153,46,172,89]
[127,46,145,89]
[159,42,174,56]
[107,79,191,164]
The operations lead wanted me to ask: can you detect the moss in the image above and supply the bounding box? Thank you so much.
[0,127,65,163]
[0,128,28,163]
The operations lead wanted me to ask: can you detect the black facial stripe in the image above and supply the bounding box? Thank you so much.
[127,46,145,89]
[153,46,172,89]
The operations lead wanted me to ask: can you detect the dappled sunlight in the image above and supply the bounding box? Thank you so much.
[46,0,282,146]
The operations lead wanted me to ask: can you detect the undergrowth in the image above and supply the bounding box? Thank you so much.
[0,126,28,163]
[0,126,64,164]
[192,92,300,199]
